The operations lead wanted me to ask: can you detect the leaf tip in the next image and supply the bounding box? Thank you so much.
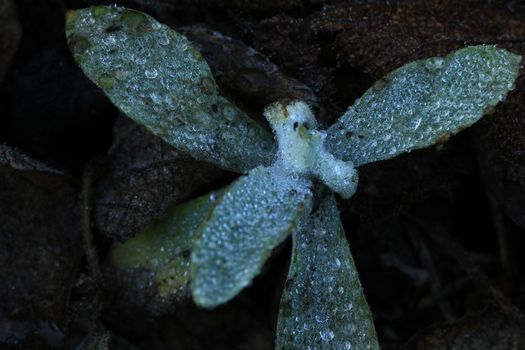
[190,280,224,309]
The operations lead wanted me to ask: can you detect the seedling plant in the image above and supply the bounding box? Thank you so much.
[66,6,522,349]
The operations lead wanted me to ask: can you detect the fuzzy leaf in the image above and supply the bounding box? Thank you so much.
[276,191,379,350]
[109,191,220,307]
[325,45,522,167]
[65,6,273,172]
[191,166,312,308]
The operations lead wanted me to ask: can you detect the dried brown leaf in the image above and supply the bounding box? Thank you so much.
[94,116,224,241]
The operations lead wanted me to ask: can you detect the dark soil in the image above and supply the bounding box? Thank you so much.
[1,0,525,349]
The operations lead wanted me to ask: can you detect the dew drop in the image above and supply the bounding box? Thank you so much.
[133,55,146,65]
[145,68,158,79]
[102,35,116,46]
[149,92,163,105]
[343,303,353,311]
[334,257,341,269]
[151,22,162,30]
[315,314,327,323]
[319,328,335,342]
[159,34,170,46]
[222,106,238,122]
[408,117,422,130]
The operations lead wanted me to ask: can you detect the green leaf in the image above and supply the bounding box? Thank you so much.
[276,191,379,350]
[65,6,273,172]
[109,191,220,303]
[191,166,312,308]
[325,45,522,167]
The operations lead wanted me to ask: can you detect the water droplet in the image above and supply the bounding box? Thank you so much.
[319,328,335,342]
[145,68,158,79]
[222,106,237,122]
[408,117,422,130]
[315,314,327,323]
[334,257,341,269]
[102,35,116,46]
[151,22,162,30]
[349,324,357,333]
[150,92,163,105]
[133,55,146,65]
[159,34,170,46]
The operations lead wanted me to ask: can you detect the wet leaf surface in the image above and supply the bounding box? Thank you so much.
[66,6,274,172]
[192,166,312,308]
[325,45,521,166]
[93,23,321,241]
[276,191,379,350]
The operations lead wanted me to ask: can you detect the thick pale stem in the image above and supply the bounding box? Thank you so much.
[264,101,358,198]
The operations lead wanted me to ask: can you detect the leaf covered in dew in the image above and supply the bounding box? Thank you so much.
[276,191,379,350]
[109,191,220,312]
[191,166,312,308]
[325,45,522,167]
[65,6,273,172]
